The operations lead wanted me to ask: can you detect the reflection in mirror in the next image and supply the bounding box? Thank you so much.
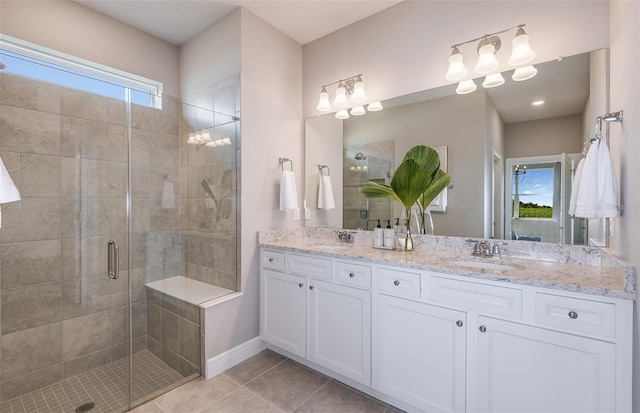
[304,49,608,246]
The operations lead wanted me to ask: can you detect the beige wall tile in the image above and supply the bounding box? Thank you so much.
[19,153,61,198]
[62,310,112,360]
[60,88,125,125]
[0,73,62,114]
[0,105,61,156]
[1,240,62,288]
[0,198,61,242]
[1,322,62,380]
[2,282,62,334]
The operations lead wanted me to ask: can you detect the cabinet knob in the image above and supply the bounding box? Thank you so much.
[298,283,303,288]
[479,326,487,333]
[349,272,355,278]
[393,280,400,286]
[568,311,579,319]
[456,320,463,327]
[268,258,274,262]
[309,285,314,290]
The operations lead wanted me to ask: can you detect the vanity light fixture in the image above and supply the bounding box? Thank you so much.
[446,24,537,94]
[456,79,477,94]
[367,101,383,111]
[317,74,377,117]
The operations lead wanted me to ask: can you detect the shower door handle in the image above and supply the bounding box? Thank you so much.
[108,240,119,280]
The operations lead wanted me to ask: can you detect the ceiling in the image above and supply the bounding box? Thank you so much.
[74,0,403,46]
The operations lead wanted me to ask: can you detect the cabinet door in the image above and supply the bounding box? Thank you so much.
[260,269,306,357]
[376,294,466,413]
[475,316,616,413]
[308,279,371,386]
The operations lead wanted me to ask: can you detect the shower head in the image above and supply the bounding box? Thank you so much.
[354,152,367,160]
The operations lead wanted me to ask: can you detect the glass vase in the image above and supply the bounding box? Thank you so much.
[396,207,418,250]
[419,207,434,235]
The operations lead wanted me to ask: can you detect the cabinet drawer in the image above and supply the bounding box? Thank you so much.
[535,293,616,338]
[288,253,332,280]
[335,261,372,288]
[430,276,522,319]
[378,267,421,298]
[260,250,285,271]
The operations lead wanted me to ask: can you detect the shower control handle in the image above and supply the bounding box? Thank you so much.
[108,240,119,280]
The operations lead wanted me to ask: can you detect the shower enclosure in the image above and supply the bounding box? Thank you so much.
[0,66,239,412]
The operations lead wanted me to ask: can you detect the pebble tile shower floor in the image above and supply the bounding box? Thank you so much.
[0,350,194,413]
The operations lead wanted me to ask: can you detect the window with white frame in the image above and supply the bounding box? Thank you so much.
[0,35,163,109]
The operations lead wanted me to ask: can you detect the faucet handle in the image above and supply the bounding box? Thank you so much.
[491,242,506,258]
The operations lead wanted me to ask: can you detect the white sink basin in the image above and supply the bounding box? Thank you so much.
[448,259,514,272]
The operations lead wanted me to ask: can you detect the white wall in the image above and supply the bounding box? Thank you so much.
[504,115,583,158]
[608,1,640,409]
[302,1,608,118]
[0,1,179,96]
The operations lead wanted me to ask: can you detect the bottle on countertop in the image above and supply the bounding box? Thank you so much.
[383,220,394,248]
[374,220,384,246]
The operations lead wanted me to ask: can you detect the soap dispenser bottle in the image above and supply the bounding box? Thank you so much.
[383,220,394,248]
[374,220,384,246]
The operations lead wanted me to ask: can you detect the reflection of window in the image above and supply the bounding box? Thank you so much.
[512,167,554,219]
[0,36,162,108]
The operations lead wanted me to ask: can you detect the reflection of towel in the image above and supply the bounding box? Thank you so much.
[279,171,298,211]
[317,175,335,210]
[568,158,584,216]
[0,157,21,228]
[596,141,620,217]
[161,182,174,209]
[574,140,620,218]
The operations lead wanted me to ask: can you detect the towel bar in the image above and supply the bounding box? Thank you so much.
[318,164,330,176]
[279,157,293,171]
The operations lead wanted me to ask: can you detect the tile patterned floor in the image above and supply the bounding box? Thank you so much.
[0,350,195,413]
[131,350,404,413]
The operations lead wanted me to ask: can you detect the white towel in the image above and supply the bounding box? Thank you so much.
[568,158,584,216]
[0,156,21,228]
[279,170,299,211]
[574,142,599,219]
[317,175,335,210]
[161,182,174,209]
[596,140,620,218]
[574,140,620,219]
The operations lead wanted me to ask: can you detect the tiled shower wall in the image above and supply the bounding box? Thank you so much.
[179,74,240,291]
[0,72,181,401]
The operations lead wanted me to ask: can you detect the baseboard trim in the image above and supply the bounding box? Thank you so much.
[205,337,266,379]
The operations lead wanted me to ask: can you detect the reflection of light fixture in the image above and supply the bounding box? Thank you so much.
[317,74,378,116]
[367,101,383,111]
[532,100,545,106]
[512,65,537,81]
[335,110,349,120]
[446,24,537,94]
[351,106,366,116]
[482,72,505,88]
[456,79,477,94]
[513,164,526,183]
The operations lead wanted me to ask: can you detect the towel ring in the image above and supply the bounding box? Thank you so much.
[318,164,330,176]
[279,157,293,171]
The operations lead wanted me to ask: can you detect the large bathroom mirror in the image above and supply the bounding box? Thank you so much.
[304,49,609,246]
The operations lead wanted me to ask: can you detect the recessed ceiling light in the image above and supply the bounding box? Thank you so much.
[532,100,545,106]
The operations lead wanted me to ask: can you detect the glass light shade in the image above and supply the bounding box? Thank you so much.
[367,101,383,111]
[445,48,468,81]
[482,72,505,88]
[187,133,197,144]
[222,138,231,145]
[474,43,500,74]
[205,140,217,147]
[512,65,537,81]
[456,79,477,94]
[201,131,212,143]
[351,106,366,116]
[335,109,350,119]
[194,132,205,145]
[508,30,536,66]
[316,88,331,111]
[350,78,367,103]
[332,84,349,108]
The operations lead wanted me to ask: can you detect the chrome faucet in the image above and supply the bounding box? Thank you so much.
[337,231,356,243]
[469,240,504,258]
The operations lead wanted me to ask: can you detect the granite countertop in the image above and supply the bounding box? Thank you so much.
[258,229,636,300]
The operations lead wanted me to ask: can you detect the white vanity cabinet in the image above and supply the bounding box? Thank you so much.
[259,248,633,413]
[260,250,372,386]
[376,293,467,413]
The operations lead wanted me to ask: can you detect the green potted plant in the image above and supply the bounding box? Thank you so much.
[359,145,450,250]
